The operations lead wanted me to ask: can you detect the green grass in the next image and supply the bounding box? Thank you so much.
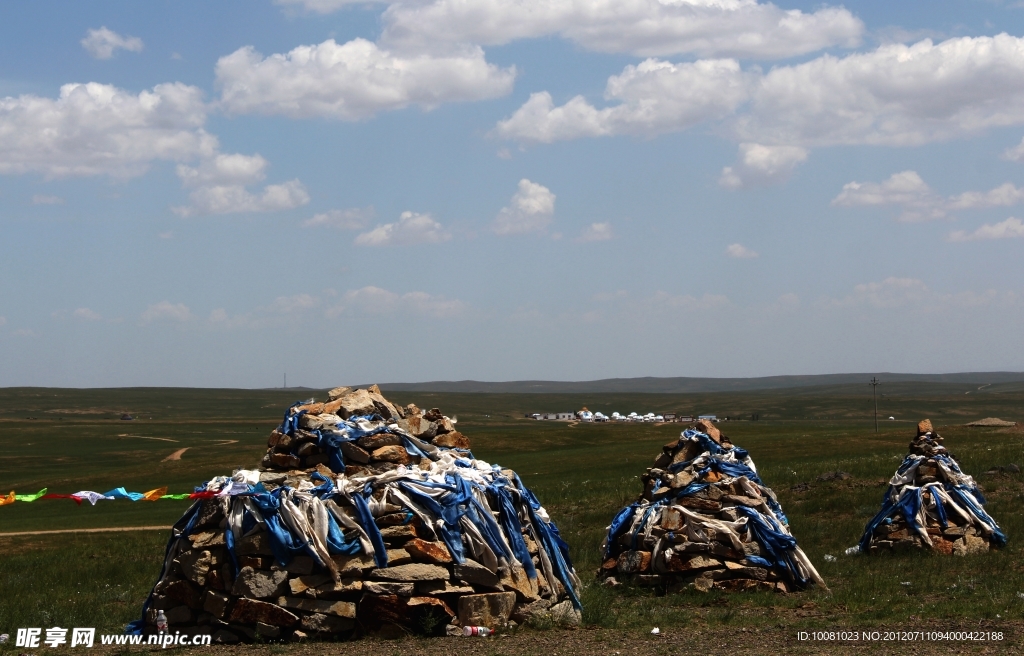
[0,384,1022,636]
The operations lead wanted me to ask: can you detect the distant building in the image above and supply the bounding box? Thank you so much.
[663,413,676,421]
[698,414,718,422]
[677,415,694,423]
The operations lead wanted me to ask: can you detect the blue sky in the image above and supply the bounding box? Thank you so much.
[2,0,1024,388]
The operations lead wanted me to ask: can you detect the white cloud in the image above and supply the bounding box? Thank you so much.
[948,217,1024,242]
[355,211,451,246]
[735,34,1024,148]
[303,207,373,229]
[332,286,464,317]
[725,243,758,258]
[495,59,749,143]
[31,194,64,205]
[0,82,212,178]
[176,153,268,187]
[948,183,1024,209]
[72,308,102,321]
[579,222,613,242]
[837,277,932,309]
[174,179,309,216]
[718,143,807,188]
[141,301,193,323]
[380,0,863,60]
[81,27,143,60]
[493,179,555,235]
[833,171,1024,221]
[215,39,515,120]
[1003,136,1024,161]
[831,170,945,221]
[498,34,1024,185]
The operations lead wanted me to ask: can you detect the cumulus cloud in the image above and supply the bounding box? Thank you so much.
[831,170,945,221]
[497,34,1024,184]
[332,286,464,317]
[579,222,613,242]
[172,153,309,216]
[215,39,515,120]
[495,59,749,142]
[832,277,1012,310]
[725,243,758,258]
[141,301,193,323]
[493,179,555,235]
[31,194,64,205]
[833,171,1024,221]
[72,308,102,321]
[81,27,143,60]
[380,0,863,60]
[718,143,807,188]
[0,82,212,178]
[303,207,373,229]
[948,217,1024,242]
[355,211,451,246]
[1003,136,1024,161]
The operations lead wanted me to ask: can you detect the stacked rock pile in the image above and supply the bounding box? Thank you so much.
[131,387,581,643]
[598,420,825,593]
[856,419,1006,555]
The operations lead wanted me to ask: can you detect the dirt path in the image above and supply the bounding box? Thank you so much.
[162,447,190,461]
[0,526,172,537]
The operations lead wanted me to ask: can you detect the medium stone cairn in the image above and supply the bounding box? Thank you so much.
[130,386,581,642]
[855,419,1006,555]
[598,420,825,593]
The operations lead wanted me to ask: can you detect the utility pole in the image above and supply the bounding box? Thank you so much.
[869,377,880,433]
[284,373,287,389]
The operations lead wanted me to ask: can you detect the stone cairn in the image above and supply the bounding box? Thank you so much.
[855,419,1006,555]
[131,386,581,643]
[598,420,825,593]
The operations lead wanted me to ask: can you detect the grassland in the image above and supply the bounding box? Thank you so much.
[0,383,1022,642]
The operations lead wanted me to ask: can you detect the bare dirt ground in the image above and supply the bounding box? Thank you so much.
[162,448,190,461]
[0,526,171,538]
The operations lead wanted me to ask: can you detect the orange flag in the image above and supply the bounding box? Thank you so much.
[142,487,168,501]
[0,491,15,506]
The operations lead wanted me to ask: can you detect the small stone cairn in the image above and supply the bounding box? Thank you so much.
[132,386,581,642]
[856,419,1006,555]
[598,420,825,593]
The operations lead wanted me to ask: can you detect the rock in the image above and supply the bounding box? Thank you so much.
[277,597,357,618]
[235,531,273,557]
[457,592,517,628]
[454,560,500,587]
[255,622,280,639]
[177,550,219,587]
[289,630,308,643]
[511,598,553,624]
[1007,463,1021,473]
[231,567,288,599]
[953,535,989,556]
[379,524,417,541]
[331,553,376,576]
[405,539,453,564]
[500,565,539,601]
[190,531,226,549]
[358,432,403,451]
[163,579,201,609]
[288,574,330,596]
[228,598,299,628]
[917,419,934,435]
[432,431,470,449]
[326,389,377,419]
[364,581,415,596]
[278,556,315,576]
[385,548,413,566]
[695,419,721,443]
[371,445,411,465]
[202,590,230,618]
[164,605,192,625]
[336,441,369,464]
[665,553,722,573]
[368,563,450,582]
[415,580,475,595]
[399,415,437,440]
[616,550,652,574]
[327,386,352,401]
[301,613,355,634]
[548,600,581,626]
[211,629,239,644]
[270,453,302,469]
[313,578,363,598]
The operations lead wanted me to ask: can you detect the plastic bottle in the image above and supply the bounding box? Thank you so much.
[156,610,168,635]
[462,626,492,637]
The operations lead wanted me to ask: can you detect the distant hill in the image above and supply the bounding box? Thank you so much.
[371,372,1024,394]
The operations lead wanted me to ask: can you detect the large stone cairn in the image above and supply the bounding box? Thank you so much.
[598,420,825,593]
[134,386,581,643]
[856,419,1006,555]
